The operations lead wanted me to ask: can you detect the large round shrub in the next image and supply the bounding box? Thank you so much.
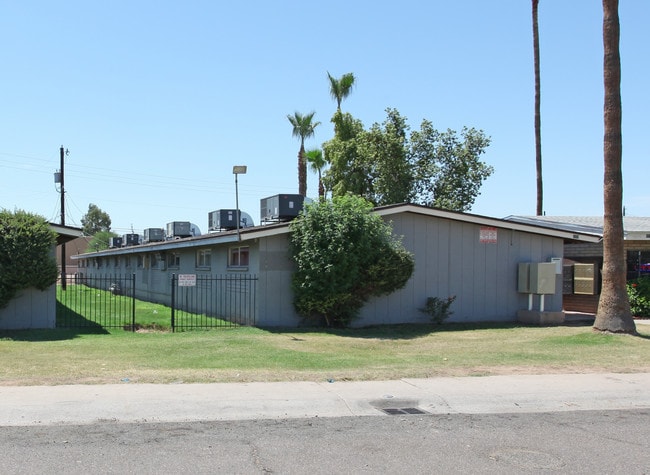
[290,195,414,327]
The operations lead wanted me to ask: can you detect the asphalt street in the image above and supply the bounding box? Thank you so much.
[2,373,650,474]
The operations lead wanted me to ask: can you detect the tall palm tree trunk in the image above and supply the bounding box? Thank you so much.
[298,143,307,197]
[317,170,325,199]
[593,0,636,334]
[533,0,543,215]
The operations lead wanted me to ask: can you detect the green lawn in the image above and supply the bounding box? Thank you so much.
[1,322,649,386]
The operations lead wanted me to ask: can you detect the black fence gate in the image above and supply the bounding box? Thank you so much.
[170,274,258,331]
[57,274,136,330]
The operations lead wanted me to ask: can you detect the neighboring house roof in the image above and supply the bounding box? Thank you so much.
[76,204,602,259]
[50,223,84,245]
[503,215,650,241]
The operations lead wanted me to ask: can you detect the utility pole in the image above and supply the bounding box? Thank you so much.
[59,146,67,290]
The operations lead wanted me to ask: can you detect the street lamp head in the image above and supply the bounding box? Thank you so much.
[232,165,247,174]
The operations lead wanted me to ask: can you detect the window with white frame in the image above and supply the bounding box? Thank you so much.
[228,246,249,268]
[196,248,211,268]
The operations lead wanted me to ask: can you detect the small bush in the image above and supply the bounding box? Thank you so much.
[627,277,650,318]
[420,295,456,324]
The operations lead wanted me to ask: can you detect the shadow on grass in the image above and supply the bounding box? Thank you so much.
[262,322,527,340]
[0,303,110,342]
[263,320,650,340]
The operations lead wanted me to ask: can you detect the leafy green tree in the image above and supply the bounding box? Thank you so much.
[305,148,327,199]
[411,124,493,211]
[322,112,367,199]
[0,209,58,309]
[287,111,320,197]
[327,71,356,111]
[88,230,118,252]
[81,203,111,235]
[357,108,413,205]
[290,195,414,327]
[324,108,493,211]
[594,0,636,334]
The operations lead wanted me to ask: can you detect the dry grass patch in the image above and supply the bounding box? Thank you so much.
[1,323,649,386]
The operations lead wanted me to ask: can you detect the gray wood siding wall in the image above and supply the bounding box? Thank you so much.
[0,287,56,329]
[357,213,564,326]
[257,234,299,326]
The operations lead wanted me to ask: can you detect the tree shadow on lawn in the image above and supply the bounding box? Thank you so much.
[263,322,527,340]
[263,320,650,340]
[0,303,109,342]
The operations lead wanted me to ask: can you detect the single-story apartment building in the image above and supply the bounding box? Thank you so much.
[0,223,84,330]
[504,215,650,314]
[73,204,600,327]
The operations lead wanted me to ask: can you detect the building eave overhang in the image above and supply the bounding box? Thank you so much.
[375,203,602,243]
[72,222,293,259]
[50,223,84,246]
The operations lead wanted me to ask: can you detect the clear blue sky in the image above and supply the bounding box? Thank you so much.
[1,1,648,236]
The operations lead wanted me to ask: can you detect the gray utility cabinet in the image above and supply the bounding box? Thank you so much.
[260,194,304,222]
[518,262,557,294]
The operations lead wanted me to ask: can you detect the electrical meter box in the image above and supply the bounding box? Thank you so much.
[518,262,557,294]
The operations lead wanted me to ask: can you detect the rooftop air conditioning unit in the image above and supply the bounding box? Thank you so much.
[143,228,165,243]
[209,209,238,231]
[260,194,305,223]
[108,236,123,249]
[122,233,140,247]
[166,221,192,239]
[208,210,255,232]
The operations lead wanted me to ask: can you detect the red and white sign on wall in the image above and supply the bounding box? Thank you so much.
[479,226,498,243]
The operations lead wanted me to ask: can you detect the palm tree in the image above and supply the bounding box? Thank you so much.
[593,0,636,334]
[287,111,320,197]
[327,72,356,111]
[532,0,543,215]
[305,148,326,199]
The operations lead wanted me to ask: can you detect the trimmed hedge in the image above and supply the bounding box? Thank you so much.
[0,210,58,309]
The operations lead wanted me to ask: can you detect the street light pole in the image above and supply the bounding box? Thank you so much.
[232,166,247,241]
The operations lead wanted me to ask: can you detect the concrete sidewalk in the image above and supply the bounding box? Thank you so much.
[2,373,650,426]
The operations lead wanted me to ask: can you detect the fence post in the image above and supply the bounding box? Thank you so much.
[131,273,136,332]
[171,273,176,333]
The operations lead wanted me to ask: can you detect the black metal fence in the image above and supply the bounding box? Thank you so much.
[56,274,136,330]
[56,273,258,331]
[170,274,258,331]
